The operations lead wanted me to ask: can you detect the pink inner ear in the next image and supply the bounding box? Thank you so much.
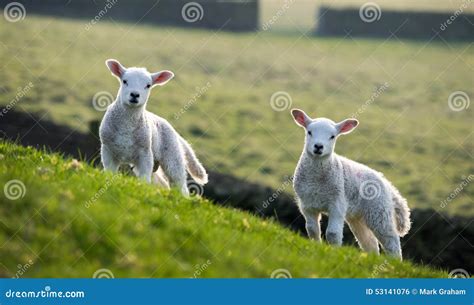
[293,111,306,126]
[110,62,122,77]
[340,120,356,133]
[153,71,173,84]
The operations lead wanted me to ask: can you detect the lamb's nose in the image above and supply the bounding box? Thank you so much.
[130,92,140,98]
[314,144,323,150]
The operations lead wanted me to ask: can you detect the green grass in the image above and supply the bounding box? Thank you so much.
[0,13,472,217]
[0,141,445,278]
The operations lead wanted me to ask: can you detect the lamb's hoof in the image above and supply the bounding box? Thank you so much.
[326,232,342,246]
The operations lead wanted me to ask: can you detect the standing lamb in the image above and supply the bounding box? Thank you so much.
[99,59,208,197]
[290,108,410,259]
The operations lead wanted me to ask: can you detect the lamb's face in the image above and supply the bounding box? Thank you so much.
[105,59,174,109]
[118,68,152,108]
[291,109,359,159]
[305,119,338,158]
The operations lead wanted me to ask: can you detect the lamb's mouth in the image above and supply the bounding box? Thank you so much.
[129,99,139,104]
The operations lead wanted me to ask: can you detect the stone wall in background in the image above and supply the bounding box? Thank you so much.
[0,0,259,31]
[316,6,474,41]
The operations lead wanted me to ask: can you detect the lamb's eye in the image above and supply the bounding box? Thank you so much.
[122,80,128,85]
[307,131,312,136]
[330,135,335,140]
[145,84,151,89]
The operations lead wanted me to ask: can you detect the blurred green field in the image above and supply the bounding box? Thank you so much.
[0,142,445,277]
[0,13,472,216]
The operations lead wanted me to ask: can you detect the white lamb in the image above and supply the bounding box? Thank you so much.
[291,109,411,259]
[99,59,208,196]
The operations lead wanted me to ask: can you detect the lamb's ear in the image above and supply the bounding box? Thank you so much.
[291,109,312,128]
[106,59,126,79]
[151,71,174,86]
[337,119,359,135]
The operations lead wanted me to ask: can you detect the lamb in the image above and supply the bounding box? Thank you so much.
[99,59,208,197]
[290,108,411,259]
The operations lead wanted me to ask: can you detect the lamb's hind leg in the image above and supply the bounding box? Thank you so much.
[364,202,402,259]
[152,167,170,189]
[347,218,379,254]
[159,138,189,197]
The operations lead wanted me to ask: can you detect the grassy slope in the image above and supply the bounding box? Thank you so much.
[0,13,472,216]
[0,142,444,278]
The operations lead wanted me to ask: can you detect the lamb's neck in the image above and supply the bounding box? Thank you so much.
[111,100,146,123]
[302,152,337,172]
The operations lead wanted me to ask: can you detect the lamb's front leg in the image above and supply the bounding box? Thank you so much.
[135,149,153,183]
[326,202,346,246]
[101,144,120,173]
[301,207,321,242]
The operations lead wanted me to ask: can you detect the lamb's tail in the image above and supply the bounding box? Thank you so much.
[180,137,208,185]
[391,187,411,237]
